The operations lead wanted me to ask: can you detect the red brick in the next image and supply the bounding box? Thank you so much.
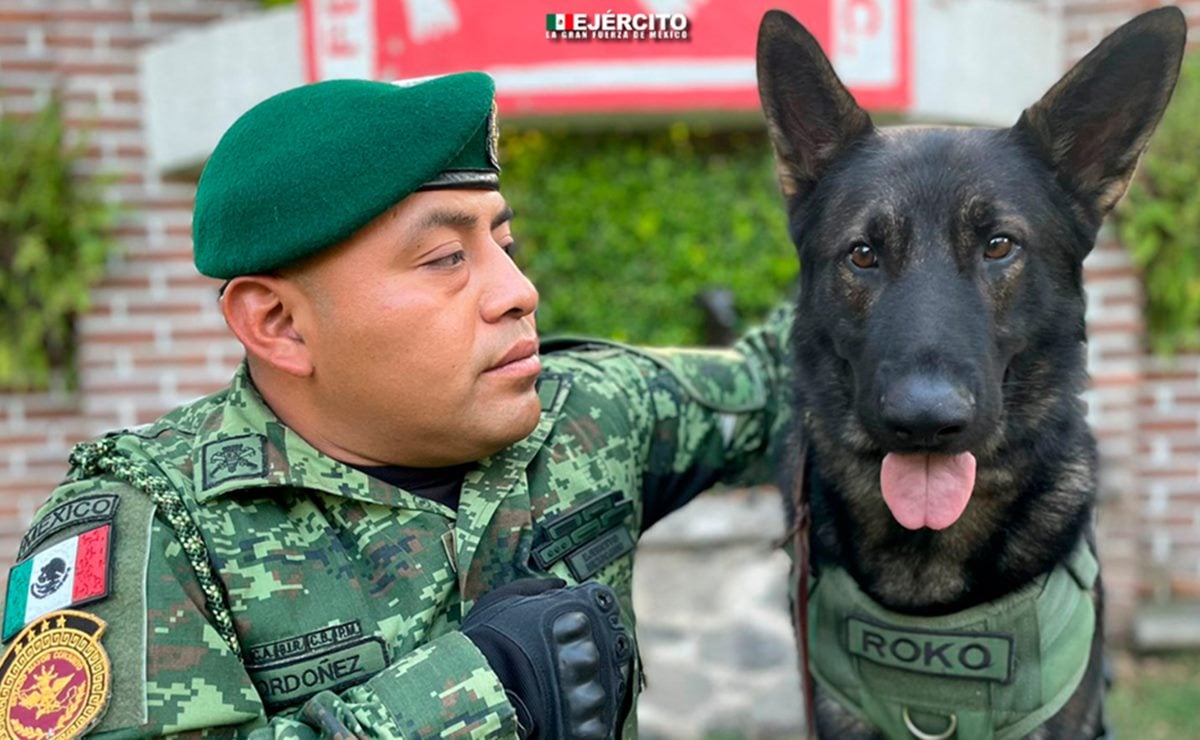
[1089,320,1142,334]
[134,354,210,369]
[1143,419,1199,433]
[59,61,137,76]
[22,411,80,425]
[1091,373,1140,387]
[1142,469,1200,480]
[1171,577,1200,599]
[1083,266,1138,281]
[1145,368,1199,381]
[111,225,152,239]
[128,249,194,264]
[147,10,223,24]
[109,38,149,51]
[61,89,100,103]
[0,59,58,73]
[0,11,50,23]
[166,275,222,291]
[46,34,96,49]
[63,116,141,131]
[128,303,204,316]
[55,9,134,23]
[119,198,195,211]
[85,331,156,344]
[96,275,152,290]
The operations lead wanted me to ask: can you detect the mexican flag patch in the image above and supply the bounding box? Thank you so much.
[3,524,112,642]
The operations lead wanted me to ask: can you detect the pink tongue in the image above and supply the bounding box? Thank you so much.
[880,452,977,530]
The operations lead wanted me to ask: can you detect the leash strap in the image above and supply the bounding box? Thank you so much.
[790,440,816,739]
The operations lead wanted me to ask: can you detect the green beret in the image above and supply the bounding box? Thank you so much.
[193,72,500,279]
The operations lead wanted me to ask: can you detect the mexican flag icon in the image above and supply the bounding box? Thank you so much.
[546,14,577,31]
[3,524,112,641]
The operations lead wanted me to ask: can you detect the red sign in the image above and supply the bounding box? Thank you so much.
[302,0,910,116]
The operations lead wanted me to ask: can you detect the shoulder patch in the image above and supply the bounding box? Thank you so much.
[0,610,112,740]
[17,494,120,562]
[4,525,113,642]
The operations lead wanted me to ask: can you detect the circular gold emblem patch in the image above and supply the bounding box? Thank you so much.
[0,610,111,740]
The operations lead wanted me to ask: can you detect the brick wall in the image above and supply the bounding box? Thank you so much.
[1064,0,1200,635]
[0,0,250,580]
[0,0,1198,641]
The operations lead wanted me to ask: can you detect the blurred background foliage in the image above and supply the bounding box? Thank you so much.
[1116,52,1200,356]
[0,99,117,390]
[501,122,797,345]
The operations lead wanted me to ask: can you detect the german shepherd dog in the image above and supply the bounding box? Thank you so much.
[756,8,1185,739]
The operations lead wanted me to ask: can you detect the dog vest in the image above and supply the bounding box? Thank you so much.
[807,538,1098,739]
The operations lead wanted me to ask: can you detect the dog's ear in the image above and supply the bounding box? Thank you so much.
[756,10,874,208]
[1014,7,1186,222]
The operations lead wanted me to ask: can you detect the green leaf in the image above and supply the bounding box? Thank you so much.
[0,96,118,389]
[1115,51,1200,355]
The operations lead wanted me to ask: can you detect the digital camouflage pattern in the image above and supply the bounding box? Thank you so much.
[1,307,792,738]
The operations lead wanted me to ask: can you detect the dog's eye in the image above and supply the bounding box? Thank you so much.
[849,243,878,269]
[985,235,1018,261]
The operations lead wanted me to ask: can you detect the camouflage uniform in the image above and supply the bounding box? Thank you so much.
[2,308,791,738]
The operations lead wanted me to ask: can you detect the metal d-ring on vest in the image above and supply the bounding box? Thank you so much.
[903,707,957,740]
[807,538,1098,740]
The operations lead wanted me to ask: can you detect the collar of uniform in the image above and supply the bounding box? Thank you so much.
[191,362,571,510]
[450,371,570,587]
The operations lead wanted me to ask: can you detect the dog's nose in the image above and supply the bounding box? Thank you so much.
[880,375,975,446]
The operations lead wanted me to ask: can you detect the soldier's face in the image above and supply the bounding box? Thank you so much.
[290,189,542,465]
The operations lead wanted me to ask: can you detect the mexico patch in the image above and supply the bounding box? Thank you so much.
[0,610,112,739]
[3,525,113,642]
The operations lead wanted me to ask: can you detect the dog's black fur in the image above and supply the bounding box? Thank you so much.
[757,8,1186,738]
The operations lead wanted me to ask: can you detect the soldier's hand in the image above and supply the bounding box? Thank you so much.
[461,578,635,740]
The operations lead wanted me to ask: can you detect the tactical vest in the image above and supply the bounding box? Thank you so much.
[808,539,1098,739]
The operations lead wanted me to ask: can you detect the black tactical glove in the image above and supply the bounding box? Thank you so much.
[461,578,635,740]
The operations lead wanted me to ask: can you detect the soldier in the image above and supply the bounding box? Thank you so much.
[0,73,791,738]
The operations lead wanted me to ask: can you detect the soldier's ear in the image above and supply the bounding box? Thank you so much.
[220,275,315,378]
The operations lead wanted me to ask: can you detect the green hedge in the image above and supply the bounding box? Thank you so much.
[1116,52,1200,356]
[500,124,797,345]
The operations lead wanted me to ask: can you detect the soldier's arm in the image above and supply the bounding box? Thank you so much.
[2,481,519,739]
[570,303,794,532]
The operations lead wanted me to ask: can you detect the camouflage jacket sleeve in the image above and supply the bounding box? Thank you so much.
[2,478,518,739]
[549,303,794,532]
[633,303,794,529]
